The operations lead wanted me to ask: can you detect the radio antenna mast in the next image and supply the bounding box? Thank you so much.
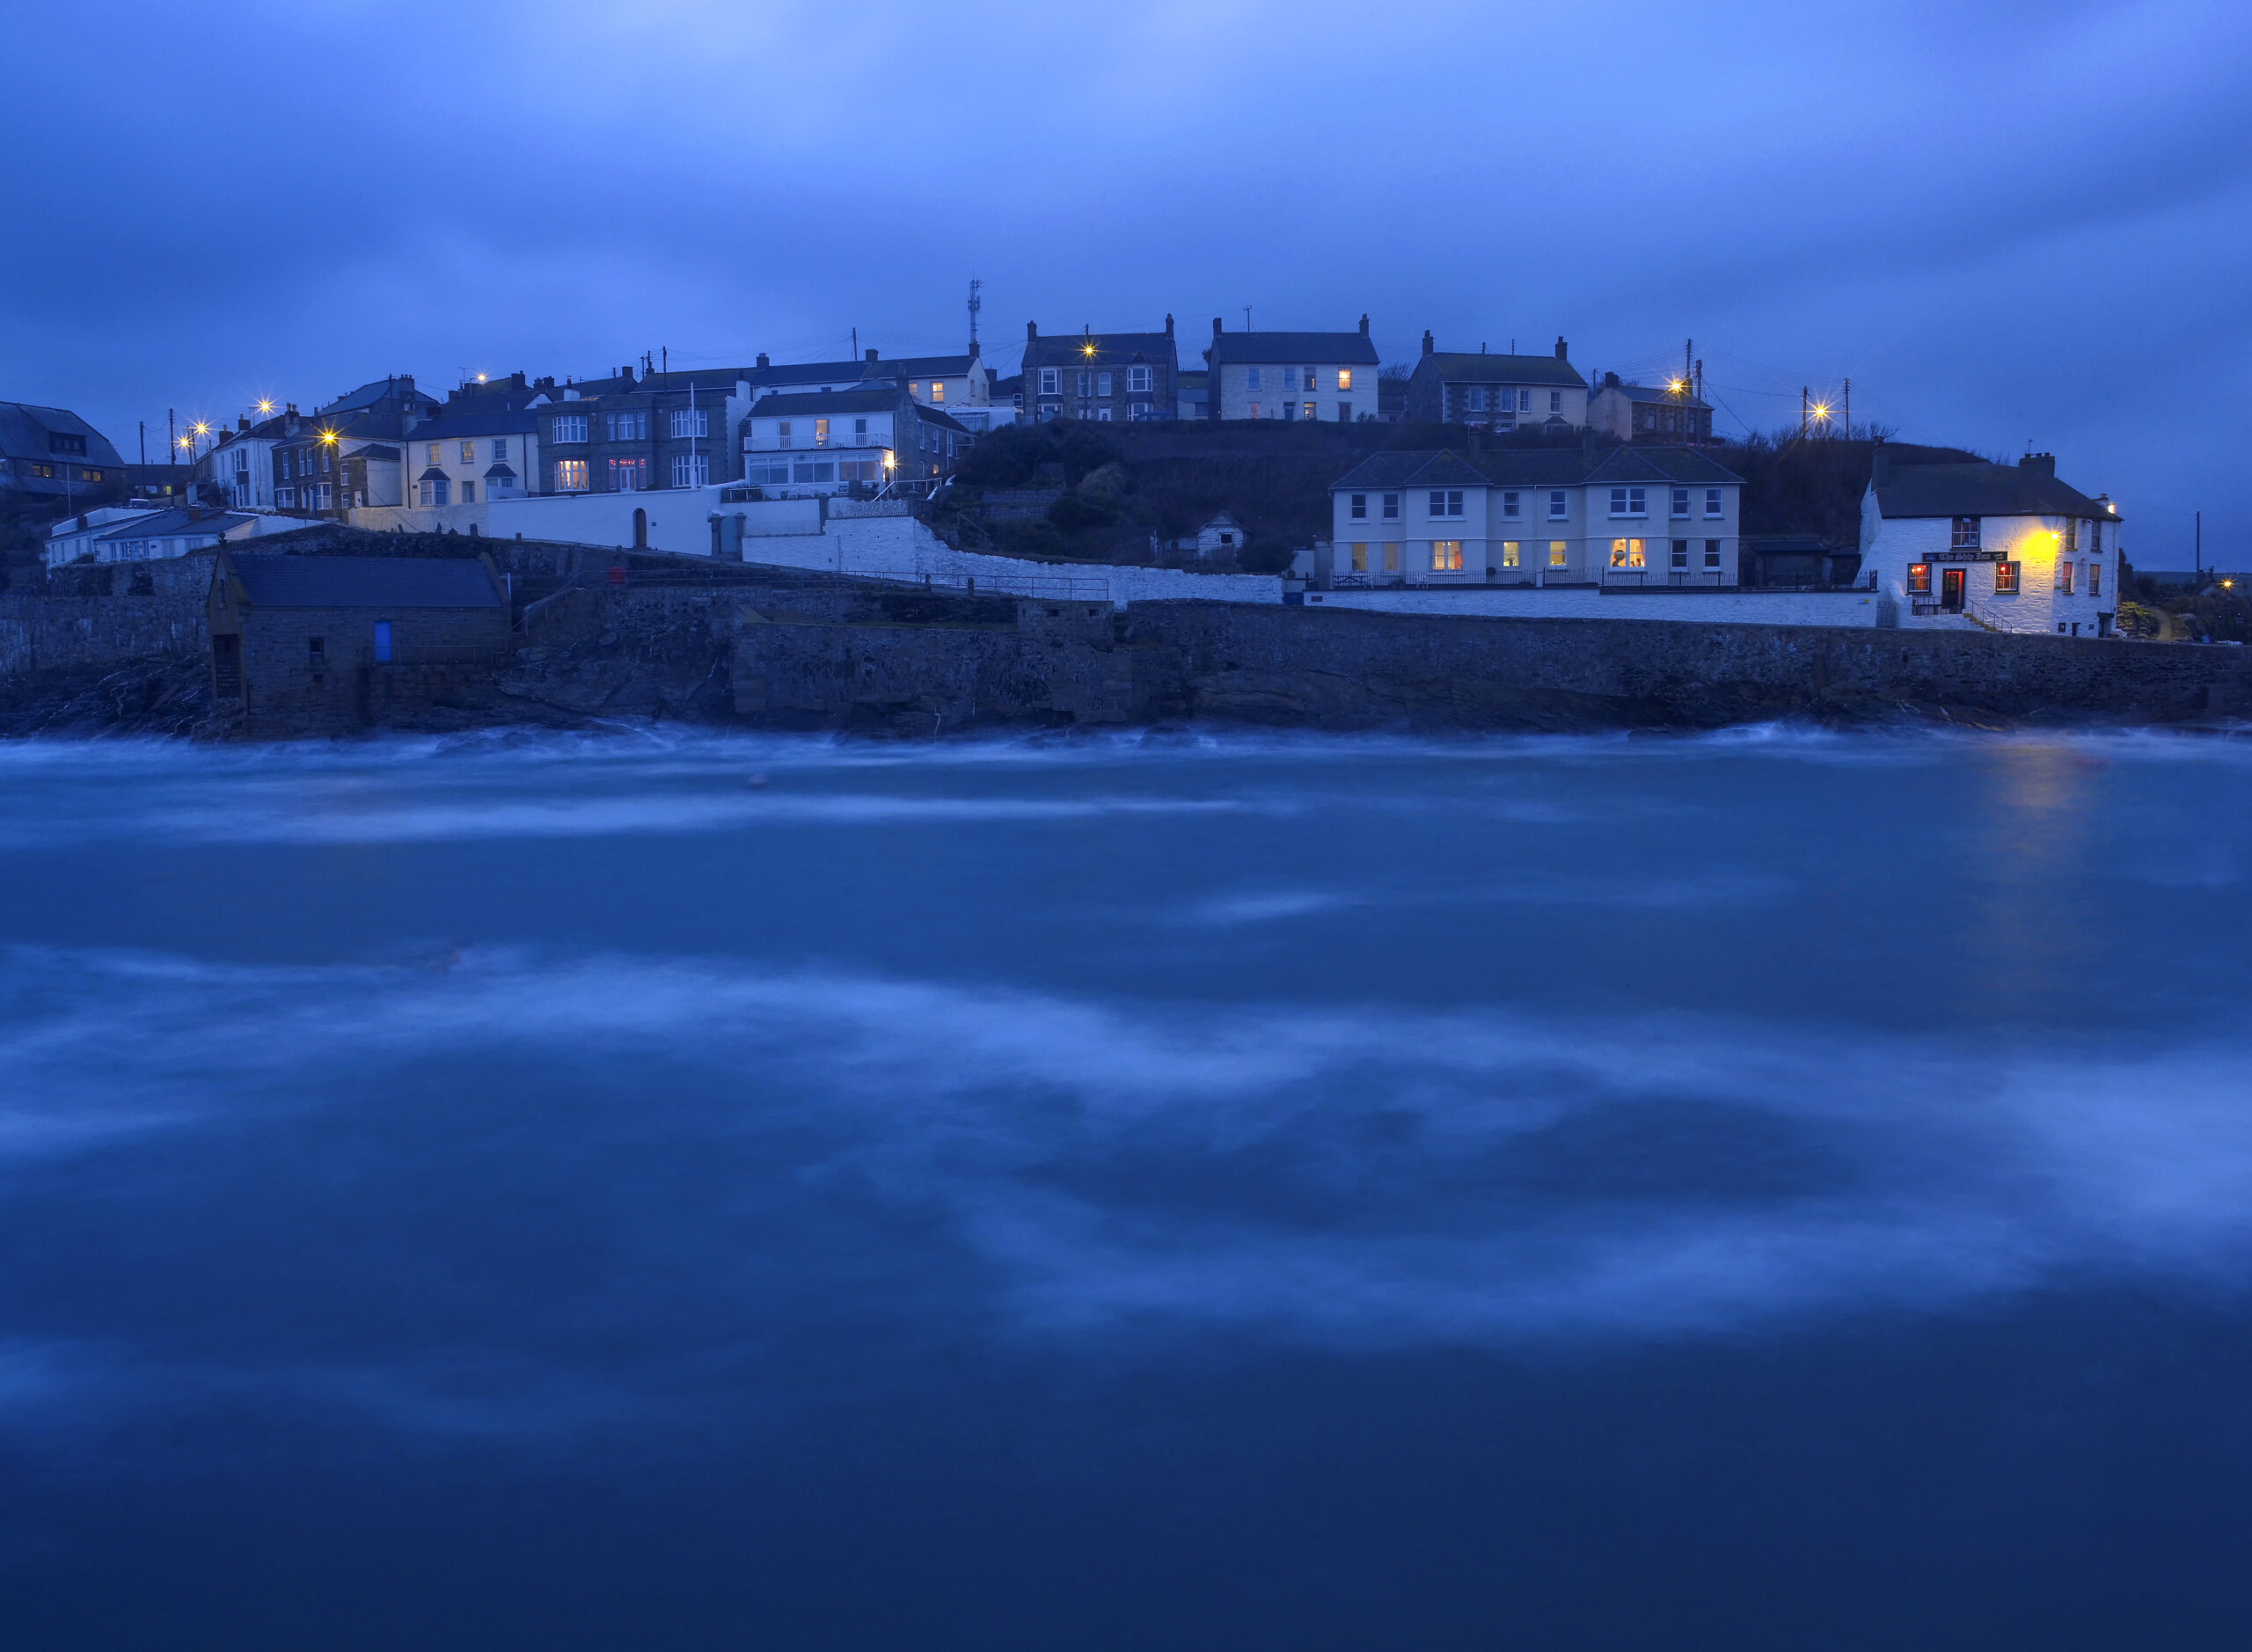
[967,277,983,347]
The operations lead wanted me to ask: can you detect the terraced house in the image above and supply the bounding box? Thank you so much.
[1401,337,1590,430]
[1204,317,1380,422]
[1021,318,1178,421]
[0,402,121,506]
[1327,446,1743,588]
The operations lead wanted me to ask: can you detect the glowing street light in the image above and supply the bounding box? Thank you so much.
[256,399,274,415]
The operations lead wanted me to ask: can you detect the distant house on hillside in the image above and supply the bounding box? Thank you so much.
[1204,318,1381,422]
[1401,338,1588,430]
[1861,450,2122,636]
[1588,372,1714,442]
[1021,318,1179,421]
[1180,514,1242,557]
[1,402,123,507]
[738,385,968,495]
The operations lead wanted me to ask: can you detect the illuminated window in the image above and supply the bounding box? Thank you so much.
[814,418,830,447]
[2058,560,2075,596]
[1502,541,1521,567]
[930,381,945,402]
[908,383,920,398]
[1610,538,1647,568]
[1300,402,1315,421]
[1950,517,1980,550]
[460,441,475,464]
[1350,543,1367,573]
[606,457,647,491]
[1993,561,2020,594]
[1337,369,1352,391]
[1430,540,1463,572]
[1906,563,1931,595]
[1671,488,1690,517]
[1382,543,1400,573]
[1349,493,1367,520]
[427,442,441,464]
[1547,491,1568,519]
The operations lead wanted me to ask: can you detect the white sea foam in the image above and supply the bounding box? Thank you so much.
[6,945,2249,1361]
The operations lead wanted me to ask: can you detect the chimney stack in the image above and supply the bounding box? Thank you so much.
[755,353,769,370]
[1422,330,1435,355]
[1027,320,1038,341]
[1359,313,1369,335]
[1212,316,1224,339]
[1165,314,1174,337]
[1555,336,1568,361]
[2019,451,2056,479]
[866,347,880,364]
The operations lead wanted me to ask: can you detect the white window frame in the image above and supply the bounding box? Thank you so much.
[1502,491,1520,519]
[1609,486,1647,518]
[1546,490,1568,520]
[1705,488,1722,518]
[1671,487,1690,518]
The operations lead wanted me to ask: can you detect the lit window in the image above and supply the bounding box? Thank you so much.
[1430,540,1463,572]
[1994,561,2020,594]
[815,419,830,447]
[1705,488,1722,516]
[1547,491,1568,519]
[1349,493,1367,521]
[1350,543,1368,573]
[460,441,475,464]
[606,457,647,491]
[1383,543,1400,572]
[2058,560,2075,596]
[1381,493,1400,521]
[1298,401,1312,421]
[1609,538,1647,568]
[931,382,945,402]
[1907,563,1931,595]
[427,442,441,464]
[1548,541,1568,567]
[1671,488,1690,517]
[1337,369,1351,391]
[1502,541,1521,567]
[908,383,920,398]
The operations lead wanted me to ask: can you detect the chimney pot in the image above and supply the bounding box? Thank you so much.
[1422,330,1434,355]
[755,354,768,370]
[1165,313,1174,337]
[1555,336,1568,360]
[866,347,879,364]
[1359,313,1369,335]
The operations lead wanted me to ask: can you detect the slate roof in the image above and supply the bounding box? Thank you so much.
[870,355,977,380]
[92,508,254,541]
[1331,445,1744,492]
[1874,458,2115,521]
[0,401,125,466]
[1422,352,1587,388]
[315,376,439,417]
[1208,330,1381,367]
[745,388,911,418]
[749,359,872,391]
[226,554,502,610]
[1021,330,1178,371]
[1599,380,1713,409]
[407,410,539,438]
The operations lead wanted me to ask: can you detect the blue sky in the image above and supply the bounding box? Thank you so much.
[5,0,2246,562]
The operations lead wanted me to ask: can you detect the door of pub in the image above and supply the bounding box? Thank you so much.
[1941,567,1966,610]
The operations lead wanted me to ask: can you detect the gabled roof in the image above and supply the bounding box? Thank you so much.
[1873,457,2114,521]
[630,369,757,395]
[1420,352,1587,389]
[1207,330,1381,367]
[749,358,870,391]
[407,409,540,438]
[873,355,977,379]
[94,508,255,540]
[1598,380,1713,410]
[0,401,125,466]
[744,387,910,417]
[354,444,401,463]
[1022,330,1178,371]
[225,553,502,610]
[1330,444,1743,492]
[315,376,439,417]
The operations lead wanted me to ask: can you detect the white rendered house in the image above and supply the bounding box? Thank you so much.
[1204,318,1381,422]
[1861,450,2122,636]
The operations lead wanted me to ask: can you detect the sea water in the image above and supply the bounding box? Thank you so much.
[1,726,2248,1648]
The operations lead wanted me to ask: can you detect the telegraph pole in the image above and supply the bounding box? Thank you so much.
[1843,377,1852,441]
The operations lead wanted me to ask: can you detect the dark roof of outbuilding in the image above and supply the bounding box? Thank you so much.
[226,553,502,610]
[1873,458,2114,521]
[1598,380,1713,409]
[0,401,125,466]
[1331,444,1744,491]
[1207,331,1381,366]
[1419,352,1588,389]
[93,508,254,541]
[1021,331,1178,370]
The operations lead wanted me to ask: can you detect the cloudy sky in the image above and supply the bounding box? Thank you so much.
[4,0,2246,562]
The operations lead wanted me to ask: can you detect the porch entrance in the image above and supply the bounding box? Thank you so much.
[1941,567,1965,611]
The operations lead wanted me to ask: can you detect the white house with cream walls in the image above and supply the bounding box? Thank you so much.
[1204,318,1382,422]
[1859,450,2122,636]
[406,410,542,508]
[1327,446,1743,588]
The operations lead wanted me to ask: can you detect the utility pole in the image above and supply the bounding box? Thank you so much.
[1843,377,1851,441]
[1800,388,1808,439]
[1243,306,1253,332]
[139,420,146,465]
[2195,510,2202,581]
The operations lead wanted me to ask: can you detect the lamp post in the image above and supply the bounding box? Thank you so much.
[318,429,341,520]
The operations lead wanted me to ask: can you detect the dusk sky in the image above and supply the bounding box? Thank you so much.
[6,0,2245,563]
